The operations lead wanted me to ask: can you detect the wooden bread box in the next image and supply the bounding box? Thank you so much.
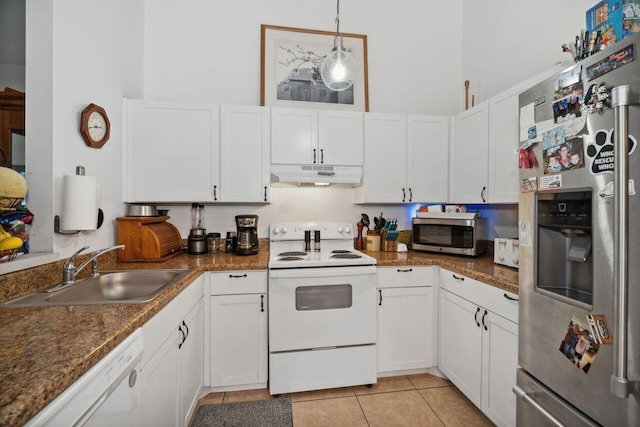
[116,216,184,262]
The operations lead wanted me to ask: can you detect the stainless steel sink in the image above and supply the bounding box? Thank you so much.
[1,269,190,307]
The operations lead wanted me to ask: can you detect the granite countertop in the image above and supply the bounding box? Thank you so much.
[0,248,517,426]
[366,249,519,294]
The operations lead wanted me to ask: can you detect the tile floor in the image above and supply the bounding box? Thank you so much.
[193,373,494,426]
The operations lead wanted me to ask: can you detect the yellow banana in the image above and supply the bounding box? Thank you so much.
[0,236,23,251]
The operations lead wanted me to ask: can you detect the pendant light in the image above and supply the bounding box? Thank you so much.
[320,0,357,91]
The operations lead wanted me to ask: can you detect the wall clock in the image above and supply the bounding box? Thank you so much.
[80,103,110,148]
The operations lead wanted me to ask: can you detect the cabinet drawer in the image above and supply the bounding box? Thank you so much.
[439,269,518,323]
[209,270,267,295]
[377,266,434,288]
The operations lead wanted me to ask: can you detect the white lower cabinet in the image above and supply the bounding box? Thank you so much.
[438,270,518,427]
[140,275,204,427]
[376,266,436,373]
[209,271,268,389]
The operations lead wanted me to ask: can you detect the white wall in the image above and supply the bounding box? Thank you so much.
[462,0,595,105]
[27,0,145,257]
[144,0,464,115]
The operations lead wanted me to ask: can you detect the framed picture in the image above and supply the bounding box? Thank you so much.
[261,24,369,111]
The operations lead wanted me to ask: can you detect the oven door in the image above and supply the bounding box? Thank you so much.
[269,265,376,352]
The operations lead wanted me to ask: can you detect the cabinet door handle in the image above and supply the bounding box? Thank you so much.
[320,148,324,164]
[482,309,488,330]
[182,320,189,339]
[229,274,248,278]
[264,186,268,202]
[480,186,486,203]
[178,325,186,349]
[402,188,406,203]
[313,148,317,164]
[397,268,413,273]
[452,274,465,281]
[503,293,519,302]
[409,188,413,202]
[213,185,218,201]
[261,294,265,312]
[474,307,480,327]
[379,289,383,306]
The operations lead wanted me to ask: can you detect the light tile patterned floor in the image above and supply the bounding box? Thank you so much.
[194,373,493,426]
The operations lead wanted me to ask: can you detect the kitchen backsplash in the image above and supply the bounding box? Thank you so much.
[156,187,517,242]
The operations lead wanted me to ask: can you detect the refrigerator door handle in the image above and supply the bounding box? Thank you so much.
[513,386,564,427]
[610,85,640,398]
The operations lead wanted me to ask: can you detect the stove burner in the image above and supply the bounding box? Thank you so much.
[278,256,305,261]
[330,250,353,254]
[330,253,362,259]
[277,251,308,257]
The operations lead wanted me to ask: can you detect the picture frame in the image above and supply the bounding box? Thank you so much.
[261,24,369,112]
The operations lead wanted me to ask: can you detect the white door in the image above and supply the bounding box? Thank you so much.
[318,110,364,165]
[124,100,219,202]
[269,267,377,351]
[140,333,178,427]
[210,293,268,387]
[450,101,489,203]
[377,286,434,372]
[407,115,449,203]
[220,105,270,202]
[177,297,204,427]
[438,289,483,406]
[488,88,521,203]
[271,107,318,164]
[481,310,518,427]
[358,113,407,203]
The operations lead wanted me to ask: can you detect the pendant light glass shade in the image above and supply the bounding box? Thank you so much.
[320,0,357,92]
[320,35,357,91]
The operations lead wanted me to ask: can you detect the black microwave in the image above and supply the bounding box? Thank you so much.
[412,216,487,256]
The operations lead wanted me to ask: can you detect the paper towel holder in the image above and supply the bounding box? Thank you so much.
[54,166,104,235]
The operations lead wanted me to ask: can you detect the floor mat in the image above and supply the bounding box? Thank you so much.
[191,398,293,427]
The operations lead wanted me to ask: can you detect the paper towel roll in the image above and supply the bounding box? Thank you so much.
[61,174,98,231]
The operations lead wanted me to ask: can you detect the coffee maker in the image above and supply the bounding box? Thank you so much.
[235,215,259,255]
[188,203,208,254]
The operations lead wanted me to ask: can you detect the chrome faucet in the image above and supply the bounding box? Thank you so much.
[61,245,125,285]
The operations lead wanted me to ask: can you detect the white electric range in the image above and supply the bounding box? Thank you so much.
[268,221,378,395]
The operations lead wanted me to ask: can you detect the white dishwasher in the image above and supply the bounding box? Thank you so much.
[27,329,144,427]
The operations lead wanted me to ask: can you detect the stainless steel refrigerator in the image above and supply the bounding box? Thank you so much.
[516,32,640,426]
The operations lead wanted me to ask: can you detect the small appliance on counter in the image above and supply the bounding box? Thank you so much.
[188,203,208,255]
[116,216,183,262]
[235,214,259,255]
[412,212,487,256]
[493,238,519,269]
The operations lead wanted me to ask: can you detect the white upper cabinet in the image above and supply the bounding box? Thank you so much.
[450,101,489,203]
[355,113,448,204]
[487,88,521,203]
[356,113,407,203]
[124,100,271,203]
[220,105,270,202]
[271,107,363,166]
[271,107,317,164]
[124,100,220,203]
[407,115,449,203]
[318,110,364,165]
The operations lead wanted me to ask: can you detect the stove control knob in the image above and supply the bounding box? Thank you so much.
[344,225,352,234]
[337,225,344,233]
[272,226,281,235]
[281,226,288,234]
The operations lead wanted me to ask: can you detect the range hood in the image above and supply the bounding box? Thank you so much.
[270,164,362,186]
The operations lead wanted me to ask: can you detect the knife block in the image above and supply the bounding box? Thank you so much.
[116,216,184,262]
